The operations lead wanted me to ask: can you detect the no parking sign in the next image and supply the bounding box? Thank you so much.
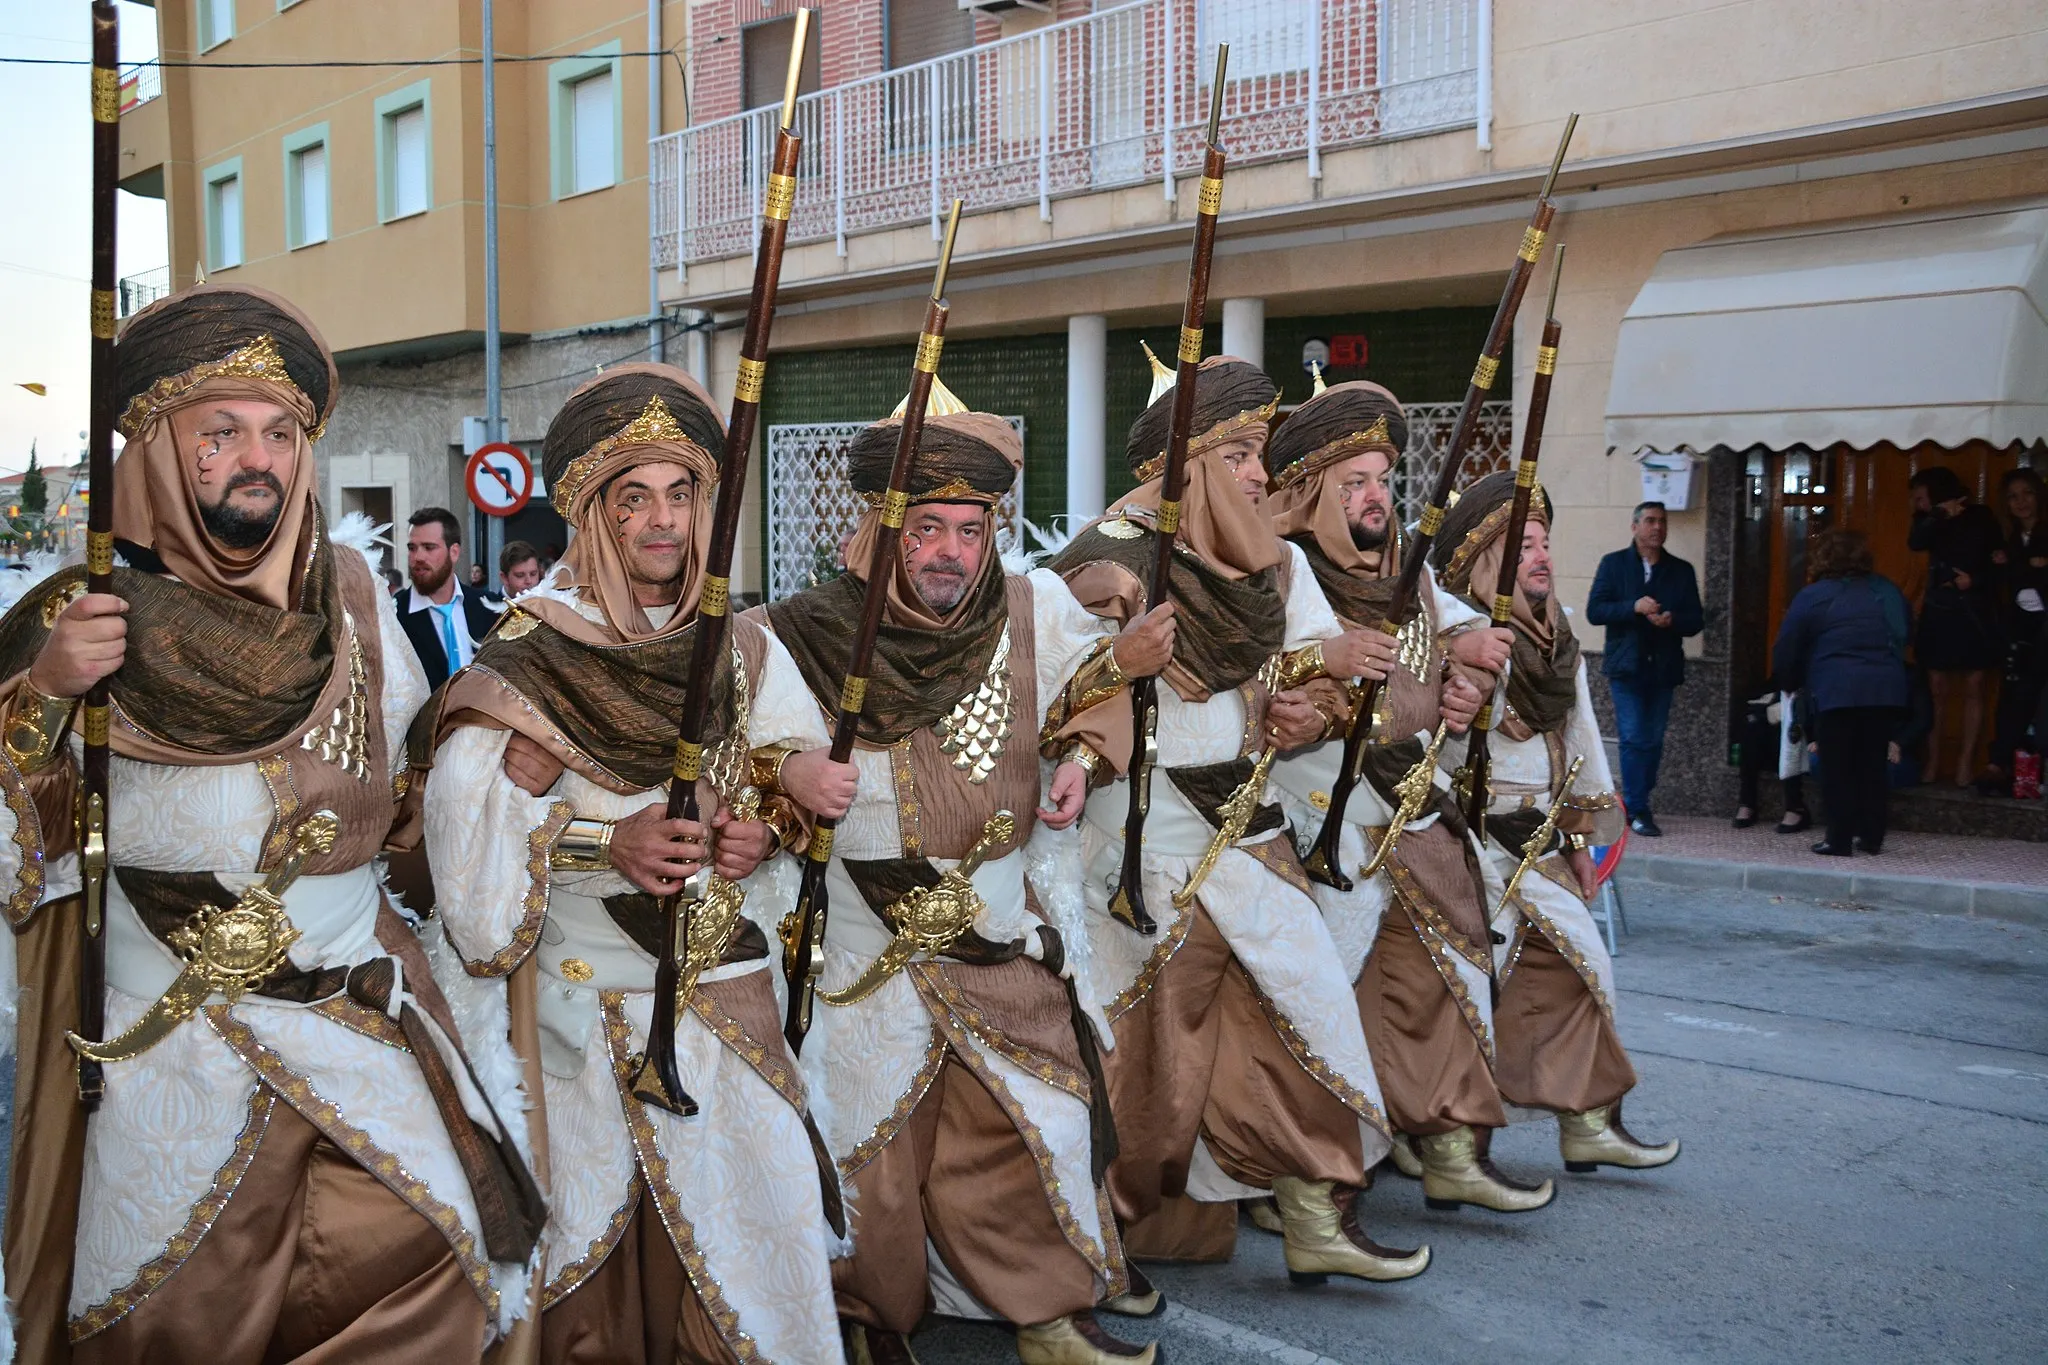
[464,442,535,517]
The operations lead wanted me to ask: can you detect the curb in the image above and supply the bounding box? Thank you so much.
[1615,854,2048,929]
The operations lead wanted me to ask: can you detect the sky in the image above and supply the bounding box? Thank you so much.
[0,1,167,478]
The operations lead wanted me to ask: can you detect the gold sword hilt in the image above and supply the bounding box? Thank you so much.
[1360,722,1451,879]
[1172,746,1277,910]
[1495,754,1586,914]
[820,810,1013,1007]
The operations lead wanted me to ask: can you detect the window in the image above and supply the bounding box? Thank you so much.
[199,0,235,51]
[741,15,822,112]
[549,45,621,200]
[1199,0,1308,79]
[374,80,433,223]
[203,158,243,270]
[283,123,329,248]
[883,0,975,151]
[886,0,972,70]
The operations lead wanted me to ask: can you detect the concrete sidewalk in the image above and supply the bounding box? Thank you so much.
[1613,814,2048,926]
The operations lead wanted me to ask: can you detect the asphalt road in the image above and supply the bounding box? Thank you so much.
[3,883,2040,1363]
[914,883,2048,1365]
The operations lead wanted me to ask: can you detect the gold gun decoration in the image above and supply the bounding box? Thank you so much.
[1494,754,1586,916]
[69,810,341,1065]
[1359,722,1451,879]
[1173,746,1278,910]
[822,810,1014,1007]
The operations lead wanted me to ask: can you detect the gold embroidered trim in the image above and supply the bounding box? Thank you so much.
[1269,415,1395,490]
[1378,854,1493,1060]
[68,1085,277,1341]
[310,995,414,1049]
[471,799,574,977]
[254,754,300,872]
[839,1026,948,1178]
[687,985,809,1112]
[543,1182,641,1311]
[912,966,1112,1274]
[552,395,714,515]
[2,746,47,927]
[1106,893,1196,1023]
[1131,396,1281,482]
[205,1009,500,1318]
[600,993,764,1363]
[913,966,1088,1103]
[117,334,314,440]
[1249,982,1389,1137]
[1515,858,1614,1019]
[889,738,922,858]
[936,621,1012,784]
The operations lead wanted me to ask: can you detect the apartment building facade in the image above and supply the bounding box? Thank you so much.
[121,0,2048,812]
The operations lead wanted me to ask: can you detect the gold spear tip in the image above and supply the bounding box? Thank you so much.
[780,9,813,130]
[931,198,964,301]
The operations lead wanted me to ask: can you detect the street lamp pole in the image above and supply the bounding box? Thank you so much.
[482,0,505,587]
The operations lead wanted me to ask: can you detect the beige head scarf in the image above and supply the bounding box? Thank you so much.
[1264,379,1407,581]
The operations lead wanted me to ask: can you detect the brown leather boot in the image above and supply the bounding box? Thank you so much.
[1416,1126,1555,1213]
[1016,1311,1157,1364]
[1270,1176,1430,1284]
[1559,1100,1681,1172]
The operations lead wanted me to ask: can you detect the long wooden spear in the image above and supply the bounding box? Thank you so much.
[1104,44,1230,937]
[1304,114,1576,892]
[1461,244,1567,839]
[75,0,120,1110]
[630,9,812,1120]
[783,198,964,1054]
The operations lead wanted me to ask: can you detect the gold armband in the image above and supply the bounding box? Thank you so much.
[757,795,805,855]
[550,817,617,872]
[1278,642,1328,689]
[1058,739,1107,788]
[1309,693,1346,743]
[1039,638,1128,746]
[749,744,798,795]
[1565,832,1589,852]
[4,677,78,775]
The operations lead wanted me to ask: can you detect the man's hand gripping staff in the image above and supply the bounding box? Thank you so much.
[1304,114,1578,892]
[1107,45,1231,937]
[629,11,813,1124]
[781,200,967,1056]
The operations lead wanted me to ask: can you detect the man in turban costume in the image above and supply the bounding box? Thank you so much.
[1427,472,1680,1177]
[414,364,847,1363]
[1048,354,1430,1292]
[0,284,543,1362]
[755,379,1168,1365]
[1265,379,1554,1216]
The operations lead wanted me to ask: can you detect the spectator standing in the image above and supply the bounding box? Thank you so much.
[1586,501,1705,836]
[1907,466,2005,788]
[1772,529,1912,855]
[1985,468,2047,795]
[499,538,545,596]
[396,506,503,690]
[1732,684,1811,832]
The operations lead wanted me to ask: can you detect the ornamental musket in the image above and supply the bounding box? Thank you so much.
[1304,113,1577,892]
[1459,244,1568,840]
[1494,754,1586,917]
[1107,43,1231,938]
[781,198,965,1056]
[76,1,121,1109]
[630,9,813,1124]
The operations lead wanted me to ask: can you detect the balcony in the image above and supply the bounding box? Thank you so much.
[119,61,161,113]
[118,266,171,319]
[652,0,1486,273]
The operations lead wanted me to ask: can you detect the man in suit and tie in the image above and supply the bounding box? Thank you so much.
[397,506,503,690]
[1586,501,1704,837]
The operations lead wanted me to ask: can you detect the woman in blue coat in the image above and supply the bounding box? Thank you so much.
[1772,529,1912,856]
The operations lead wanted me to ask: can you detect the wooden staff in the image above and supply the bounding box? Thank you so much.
[1104,44,1230,938]
[76,0,120,1111]
[630,9,812,1120]
[1304,113,1576,892]
[1461,244,1567,838]
[783,198,964,1055]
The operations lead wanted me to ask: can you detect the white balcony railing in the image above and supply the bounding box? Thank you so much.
[653,0,1484,273]
[119,61,162,113]
[118,266,171,319]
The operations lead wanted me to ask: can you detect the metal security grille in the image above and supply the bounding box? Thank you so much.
[765,417,1027,602]
[1398,400,1514,527]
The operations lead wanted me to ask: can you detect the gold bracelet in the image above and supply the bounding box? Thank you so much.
[1059,740,1105,786]
[550,817,617,872]
[749,745,797,795]
[1565,832,1589,852]
[4,676,78,774]
[757,796,803,855]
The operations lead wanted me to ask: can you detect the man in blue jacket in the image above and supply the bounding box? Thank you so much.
[1585,502,1705,835]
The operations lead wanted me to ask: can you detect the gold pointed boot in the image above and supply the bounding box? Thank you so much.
[845,1323,922,1365]
[1269,1176,1430,1284]
[1559,1102,1681,1172]
[1016,1311,1157,1364]
[1245,1195,1285,1235]
[1386,1132,1423,1180]
[1415,1126,1555,1213]
[1098,1262,1165,1318]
